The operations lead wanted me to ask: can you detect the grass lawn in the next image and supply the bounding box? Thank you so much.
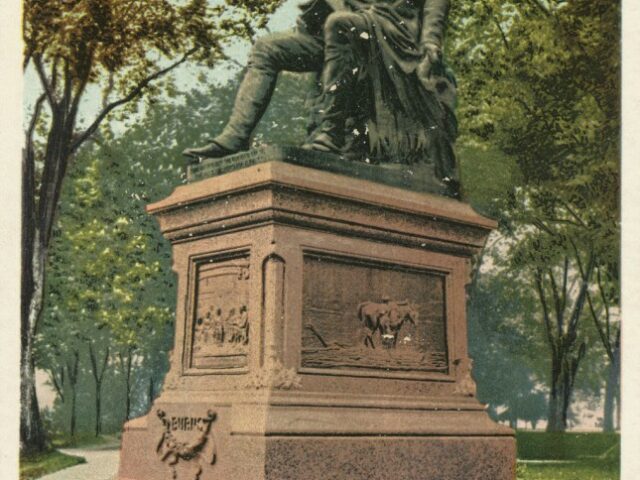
[516,431,620,480]
[19,450,85,480]
[518,460,619,480]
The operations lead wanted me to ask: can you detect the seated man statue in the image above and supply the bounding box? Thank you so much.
[183,0,459,195]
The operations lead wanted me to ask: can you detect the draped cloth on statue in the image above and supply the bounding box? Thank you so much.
[306,0,458,185]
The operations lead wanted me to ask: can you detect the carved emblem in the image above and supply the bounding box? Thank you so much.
[301,255,449,374]
[453,357,477,397]
[191,256,250,369]
[156,409,217,480]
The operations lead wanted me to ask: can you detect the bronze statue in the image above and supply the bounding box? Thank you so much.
[184,0,458,193]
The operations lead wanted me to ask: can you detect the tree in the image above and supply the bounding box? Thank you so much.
[448,0,620,431]
[585,264,620,431]
[21,0,282,452]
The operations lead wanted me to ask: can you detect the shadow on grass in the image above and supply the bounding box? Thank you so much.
[20,450,86,480]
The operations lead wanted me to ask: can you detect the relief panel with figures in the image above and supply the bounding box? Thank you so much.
[190,255,250,370]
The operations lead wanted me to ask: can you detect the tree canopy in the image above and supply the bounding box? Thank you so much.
[448,0,620,431]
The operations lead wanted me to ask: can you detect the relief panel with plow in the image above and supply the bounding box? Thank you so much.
[302,254,449,375]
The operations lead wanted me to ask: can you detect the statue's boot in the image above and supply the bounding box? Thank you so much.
[302,76,350,154]
[183,68,276,160]
[303,36,358,153]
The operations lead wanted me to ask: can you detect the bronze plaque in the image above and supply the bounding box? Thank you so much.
[190,255,250,369]
[302,254,448,374]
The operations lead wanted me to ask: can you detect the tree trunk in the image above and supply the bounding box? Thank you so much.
[20,242,48,453]
[603,346,620,432]
[89,344,109,438]
[124,349,133,421]
[20,153,47,454]
[546,351,563,431]
[21,100,75,453]
[547,391,566,431]
[615,385,621,431]
[67,351,80,438]
[95,382,102,437]
[70,384,77,438]
[148,376,155,410]
[546,342,584,432]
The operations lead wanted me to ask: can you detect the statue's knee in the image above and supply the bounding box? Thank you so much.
[324,12,359,42]
[248,35,278,68]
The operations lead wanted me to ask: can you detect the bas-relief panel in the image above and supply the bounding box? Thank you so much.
[190,255,250,369]
[302,254,449,374]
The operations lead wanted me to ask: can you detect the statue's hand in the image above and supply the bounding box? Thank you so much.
[417,42,442,81]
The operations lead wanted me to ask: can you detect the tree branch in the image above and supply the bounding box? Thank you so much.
[26,93,47,147]
[220,51,244,69]
[48,367,65,403]
[559,199,589,229]
[89,343,98,383]
[68,68,92,134]
[547,266,563,335]
[33,54,56,107]
[99,347,110,383]
[586,290,612,359]
[526,0,552,17]
[568,237,588,295]
[67,350,80,385]
[50,57,60,100]
[568,253,595,333]
[101,72,115,110]
[70,47,199,154]
[596,267,612,338]
[561,256,568,315]
[61,59,73,123]
[534,268,556,352]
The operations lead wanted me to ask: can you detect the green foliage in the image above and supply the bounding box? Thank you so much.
[24,0,282,96]
[458,145,520,219]
[448,0,619,246]
[20,449,85,480]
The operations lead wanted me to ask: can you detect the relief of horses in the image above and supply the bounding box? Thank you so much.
[357,300,419,349]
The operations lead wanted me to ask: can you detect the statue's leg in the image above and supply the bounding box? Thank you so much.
[303,11,369,153]
[184,32,324,159]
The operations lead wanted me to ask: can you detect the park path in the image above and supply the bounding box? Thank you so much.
[39,444,121,480]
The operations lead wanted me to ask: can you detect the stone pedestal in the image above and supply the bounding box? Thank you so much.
[118,154,516,480]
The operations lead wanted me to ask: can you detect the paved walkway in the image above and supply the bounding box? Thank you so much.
[39,445,121,480]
